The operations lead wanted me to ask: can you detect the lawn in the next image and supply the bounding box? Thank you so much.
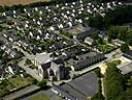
[0,75,34,97]
[30,94,50,100]
[8,75,33,89]
[107,60,121,67]
[60,31,73,38]
[97,44,115,54]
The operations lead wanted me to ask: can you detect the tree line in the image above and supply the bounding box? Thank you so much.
[88,5,132,29]
[104,61,132,100]
[108,26,132,45]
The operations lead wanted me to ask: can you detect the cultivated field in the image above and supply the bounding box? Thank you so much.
[0,0,50,6]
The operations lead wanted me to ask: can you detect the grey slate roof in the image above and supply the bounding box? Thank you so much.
[68,51,105,71]
[119,63,132,75]
[53,72,98,100]
[123,50,132,60]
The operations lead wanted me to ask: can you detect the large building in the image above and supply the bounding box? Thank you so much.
[52,45,105,71]
[52,72,98,100]
[33,52,69,81]
[38,61,68,81]
[67,51,105,71]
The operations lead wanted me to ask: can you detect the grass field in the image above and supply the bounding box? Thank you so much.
[0,0,50,6]
[30,94,50,100]
[0,75,34,97]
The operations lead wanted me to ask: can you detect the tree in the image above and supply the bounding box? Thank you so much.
[108,26,119,41]
[89,5,132,29]
[125,87,132,100]
[92,68,105,100]
[91,92,105,100]
[88,14,104,29]
[104,62,125,100]
[126,30,132,45]
[91,32,99,40]
[25,59,32,65]
[97,37,104,44]
[94,68,103,78]
[37,80,47,88]
[120,43,129,52]
[117,26,128,40]
[0,49,4,60]
[104,5,132,26]
[107,25,132,45]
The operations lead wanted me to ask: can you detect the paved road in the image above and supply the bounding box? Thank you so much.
[105,48,122,61]
[3,85,40,100]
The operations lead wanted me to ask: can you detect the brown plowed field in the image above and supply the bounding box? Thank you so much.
[0,0,49,6]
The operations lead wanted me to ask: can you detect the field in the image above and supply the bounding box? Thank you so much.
[0,75,34,97]
[30,94,50,100]
[0,0,50,6]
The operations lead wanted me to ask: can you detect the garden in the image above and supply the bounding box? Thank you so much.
[97,43,116,54]
[0,75,34,97]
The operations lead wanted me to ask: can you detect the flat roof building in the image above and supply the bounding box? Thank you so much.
[119,63,132,75]
[52,72,98,100]
[67,51,105,71]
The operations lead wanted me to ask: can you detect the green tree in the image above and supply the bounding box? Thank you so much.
[117,26,128,40]
[120,43,129,52]
[91,92,105,100]
[25,59,32,65]
[37,80,47,88]
[88,14,104,29]
[104,62,124,100]
[126,30,132,45]
[108,26,119,41]
[91,32,99,40]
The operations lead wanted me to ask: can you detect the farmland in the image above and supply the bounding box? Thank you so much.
[0,0,50,6]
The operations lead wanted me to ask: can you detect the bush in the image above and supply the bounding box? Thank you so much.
[25,59,32,65]
[92,69,105,100]
[91,92,105,100]
[37,80,47,88]
[94,68,103,78]
[120,43,130,52]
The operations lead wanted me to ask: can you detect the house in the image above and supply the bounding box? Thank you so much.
[34,52,53,67]
[112,39,125,46]
[119,63,132,75]
[84,37,93,45]
[115,56,132,75]
[77,26,95,41]
[7,64,24,75]
[123,50,132,60]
